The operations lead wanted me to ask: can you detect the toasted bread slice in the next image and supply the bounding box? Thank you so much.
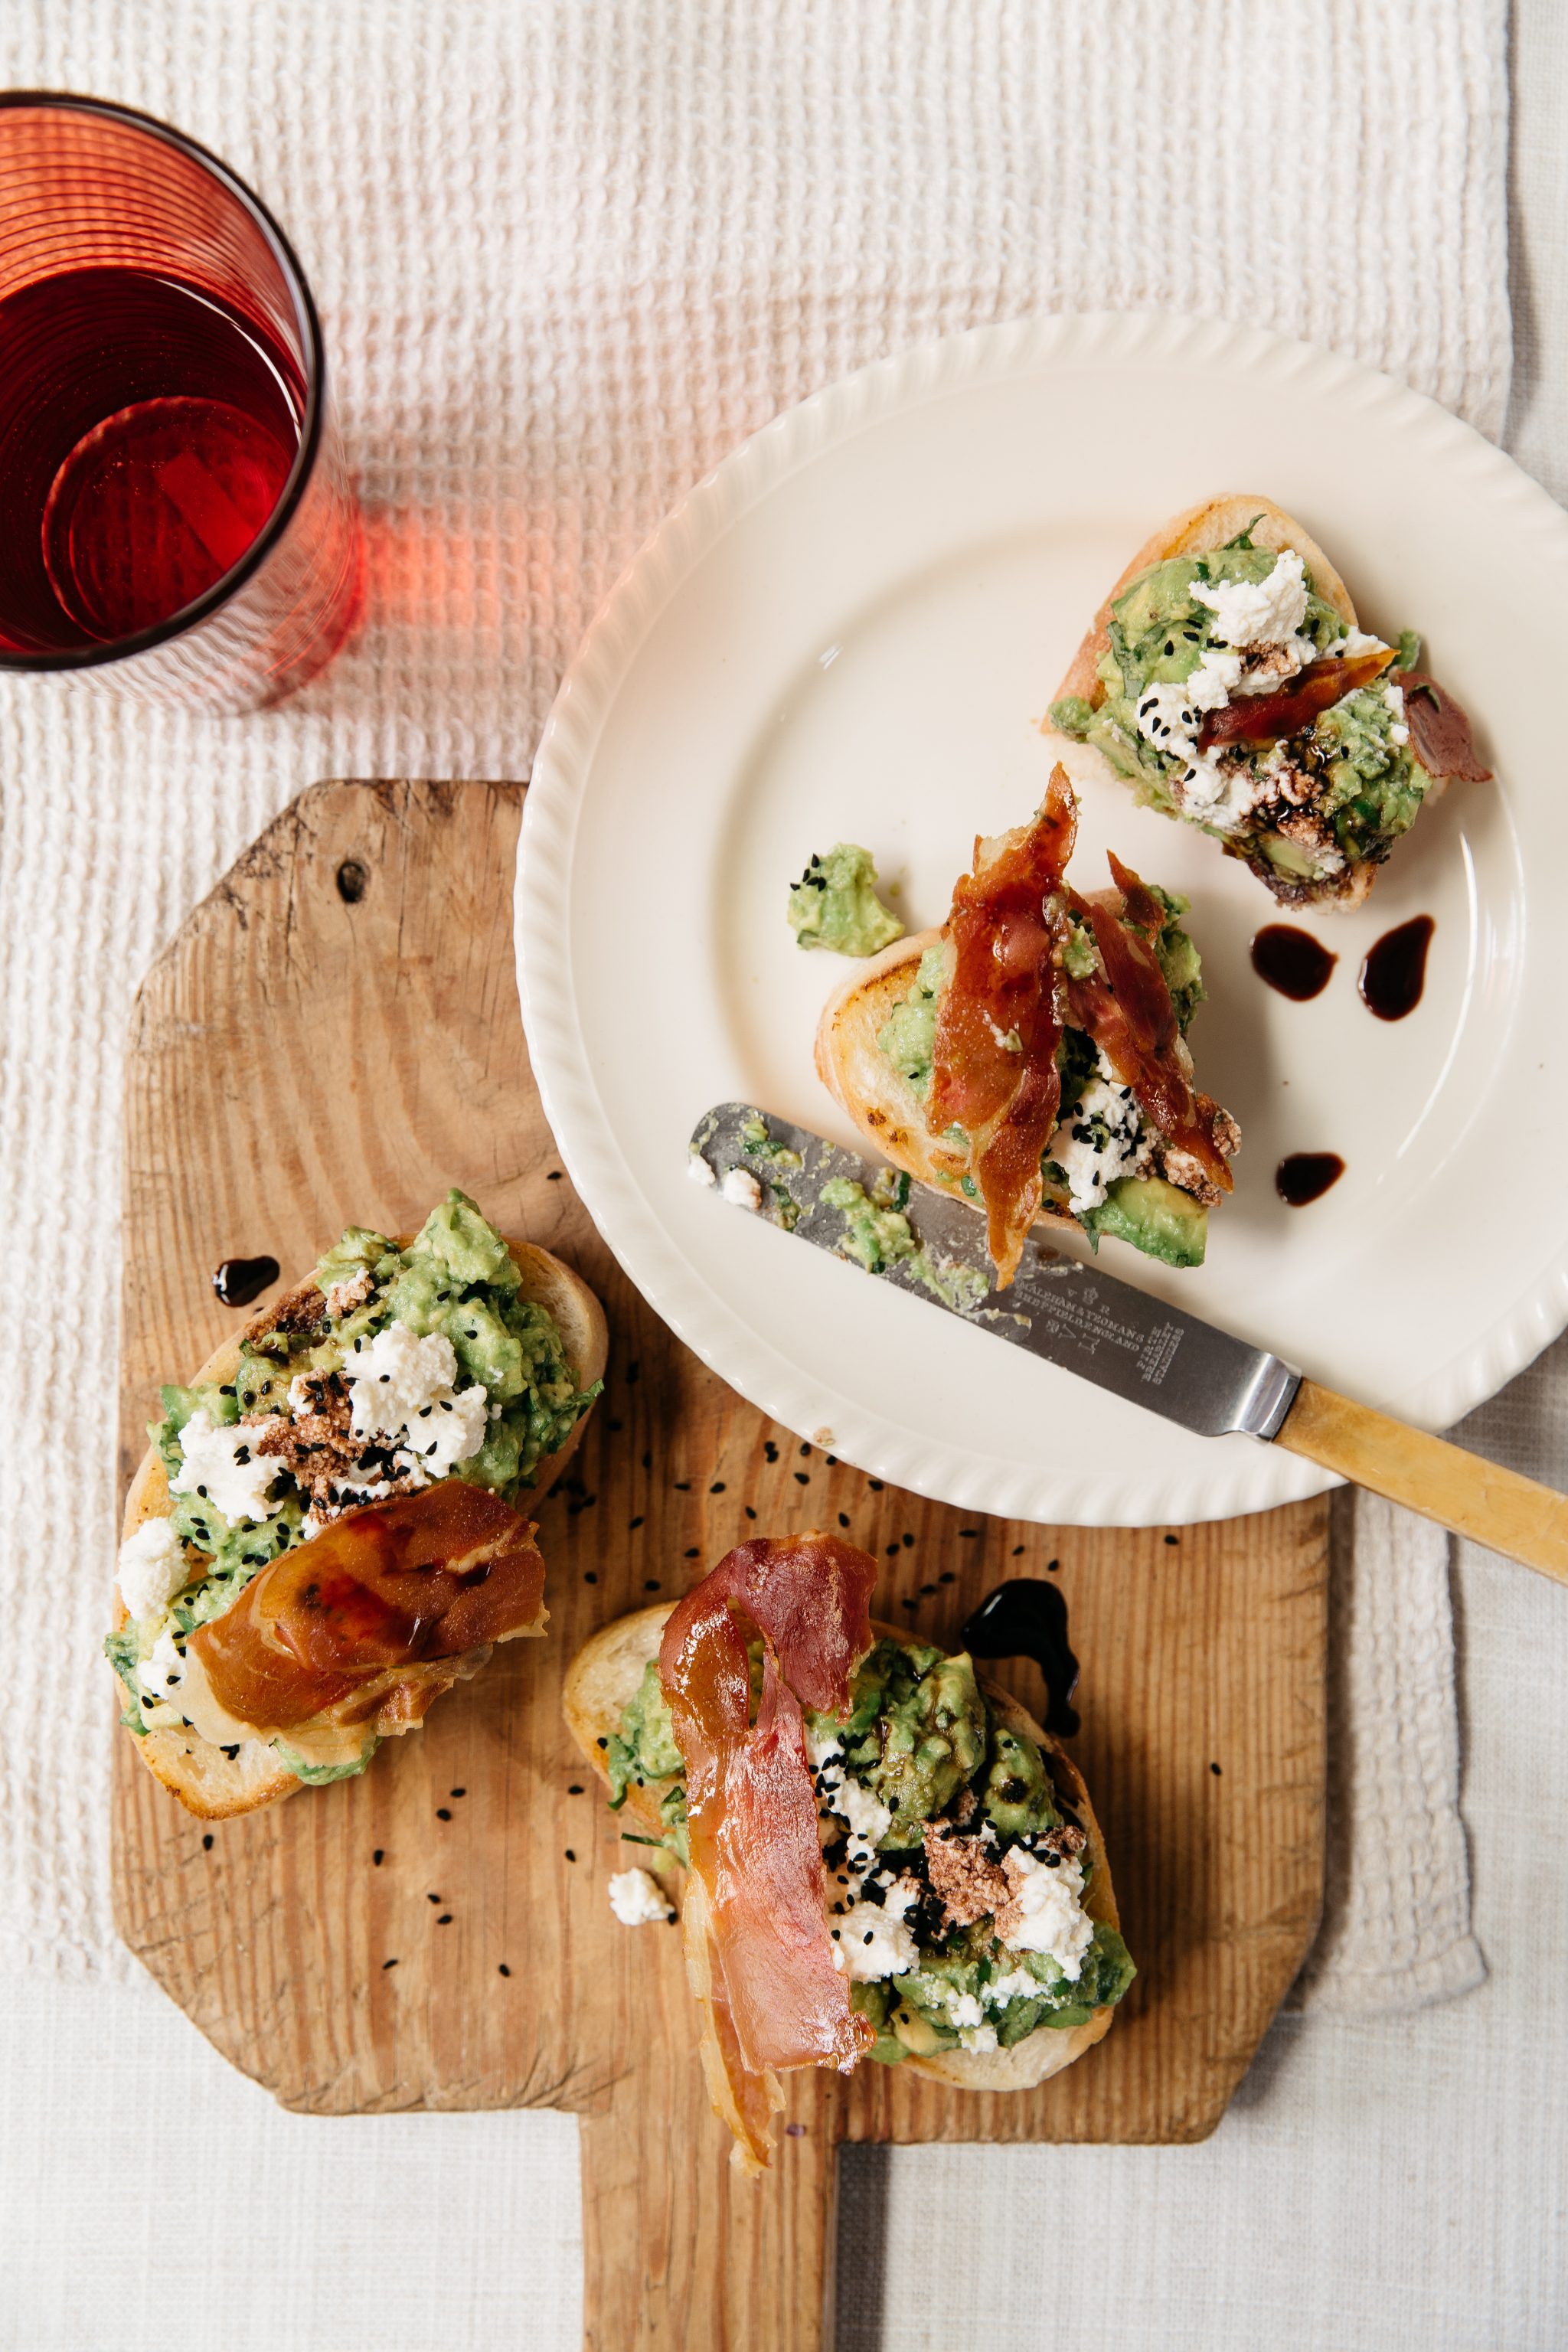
[1050,493,1420,914]
[116,1239,607,1821]
[564,1602,1122,2094]
[813,929,1081,1238]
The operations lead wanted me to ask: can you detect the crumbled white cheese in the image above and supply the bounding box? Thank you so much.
[607,1867,675,1926]
[1050,1050,1148,1215]
[116,1518,188,1622]
[138,1626,187,1701]
[999,1849,1094,1980]
[687,1150,717,1188]
[829,1875,920,1981]
[1191,547,1308,651]
[342,1321,488,1478]
[959,2021,1000,2053]
[815,1741,892,1871]
[1383,678,1410,745]
[169,1409,280,1525]
[720,1166,763,1211]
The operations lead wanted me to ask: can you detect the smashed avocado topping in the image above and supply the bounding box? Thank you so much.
[106,1191,599,1777]
[604,1634,1134,2060]
[788,842,905,956]
[1049,532,1425,898]
[872,900,1212,1269]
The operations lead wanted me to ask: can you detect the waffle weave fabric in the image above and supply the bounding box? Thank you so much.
[0,0,1504,2020]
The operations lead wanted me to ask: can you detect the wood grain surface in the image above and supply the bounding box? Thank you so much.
[114,779,1329,2350]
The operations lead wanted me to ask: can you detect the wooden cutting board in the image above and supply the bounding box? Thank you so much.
[114,779,1328,2350]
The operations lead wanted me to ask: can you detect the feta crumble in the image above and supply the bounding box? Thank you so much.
[1191,547,1309,653]
[813,1735,892,1870]
[720,1166,763,1211]
[169,1409,280,1525]
[342,1321,488,1478]
[1050,1049,1148,1215]
[608,1867,675,1926]
[999,1848,1094,1981]
[829,1874,920,1981]
[687,1151,717,1188]
[137,1626,187,1702]
[116,1518,188,1622]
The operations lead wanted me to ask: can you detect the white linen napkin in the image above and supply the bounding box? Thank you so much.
[0,0,1508,1994]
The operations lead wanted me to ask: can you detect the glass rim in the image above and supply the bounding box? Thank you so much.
[0,90,328,675]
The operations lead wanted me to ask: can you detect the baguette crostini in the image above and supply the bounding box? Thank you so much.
[566,1534,1132,2171]
[815,767,1239,1283]
[1046,493,1490,910]
[109,1190,606,1818]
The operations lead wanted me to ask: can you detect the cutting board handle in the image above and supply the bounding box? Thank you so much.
[578,2050,841,2350]
[1276,1377,1568,1584]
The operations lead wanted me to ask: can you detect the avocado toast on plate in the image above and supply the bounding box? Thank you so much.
[1046,493,1490,910]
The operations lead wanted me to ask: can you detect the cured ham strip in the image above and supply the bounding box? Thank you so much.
[926,773,1076,1285]
[1067,864,1234,1194]
[681,1877,785,2177]
[1196,648,1393,752]
[1398,673,1493,782]
[659,1535,877,2117]
[191,1481,547,1733]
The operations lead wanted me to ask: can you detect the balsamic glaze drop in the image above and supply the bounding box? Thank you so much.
[211,1254,280,1308]
[959,1579,1079,1737]
[1275,1153,1345,1207]
[1359,914,1435,1022]
[1250,923,1338,1001]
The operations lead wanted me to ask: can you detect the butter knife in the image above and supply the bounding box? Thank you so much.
[690,1101,1568,1586]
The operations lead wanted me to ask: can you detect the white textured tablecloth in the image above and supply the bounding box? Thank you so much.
[3,1,1565,2346]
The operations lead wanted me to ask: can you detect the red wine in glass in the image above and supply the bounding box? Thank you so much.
[0,264,306,653]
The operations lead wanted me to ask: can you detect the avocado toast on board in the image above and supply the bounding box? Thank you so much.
[109,1191,606,1818]
[1046,493,1490,909]
[566,1534,1132,2171]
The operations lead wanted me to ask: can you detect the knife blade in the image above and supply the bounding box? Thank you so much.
[688,1102,1299,1442]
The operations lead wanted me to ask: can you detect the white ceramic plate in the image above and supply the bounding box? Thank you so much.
[518,312,1568,1527]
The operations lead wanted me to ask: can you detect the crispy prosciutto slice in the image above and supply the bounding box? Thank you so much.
[189,1481,547,1734]
[658,1534,878,2167]
[1066,855,1235,1195]
[1195,647,1393,753]
[1397,673,1492,782]
[926,771,1076,1285]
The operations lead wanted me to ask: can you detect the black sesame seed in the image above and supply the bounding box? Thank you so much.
[868,1478,884,1492]
[498,1962,511,1976]
[674,1480,691,1492]
[684,1547,699,1559]
[583,1571,597,1584]
[1012,1544,1024,1557]
[744,1505,758,1521]
[1165,1533,1179,1546]
[710,1481,726,1494]
[451,1788,466,1799]
[567,1785,584,1796]
[201,1834,213,1851]
[383,1958,398,1970]
[645,1578,662,1590]
[436,1914,452,1925]
[596,1737,608,1749]
[629,1515,644,1530]
[428,1893,441,1904]
[838,1513,851,1529]
[1047,1557,1060,1573]
[1210,1761,1223,1776]
[901,1532,914,1548]
[795,1471,810,1487]
[436,1808,452,1821]
[564,1851,577,1863]
[764,1442,779,1463]
[373,1850,384,1866]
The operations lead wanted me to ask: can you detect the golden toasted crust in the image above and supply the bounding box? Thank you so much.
[562,1602,1124,2095]
[812,929,1082,1240]
[115,1237,608,1821]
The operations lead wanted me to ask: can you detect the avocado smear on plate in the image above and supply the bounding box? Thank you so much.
[789,842,905,956]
